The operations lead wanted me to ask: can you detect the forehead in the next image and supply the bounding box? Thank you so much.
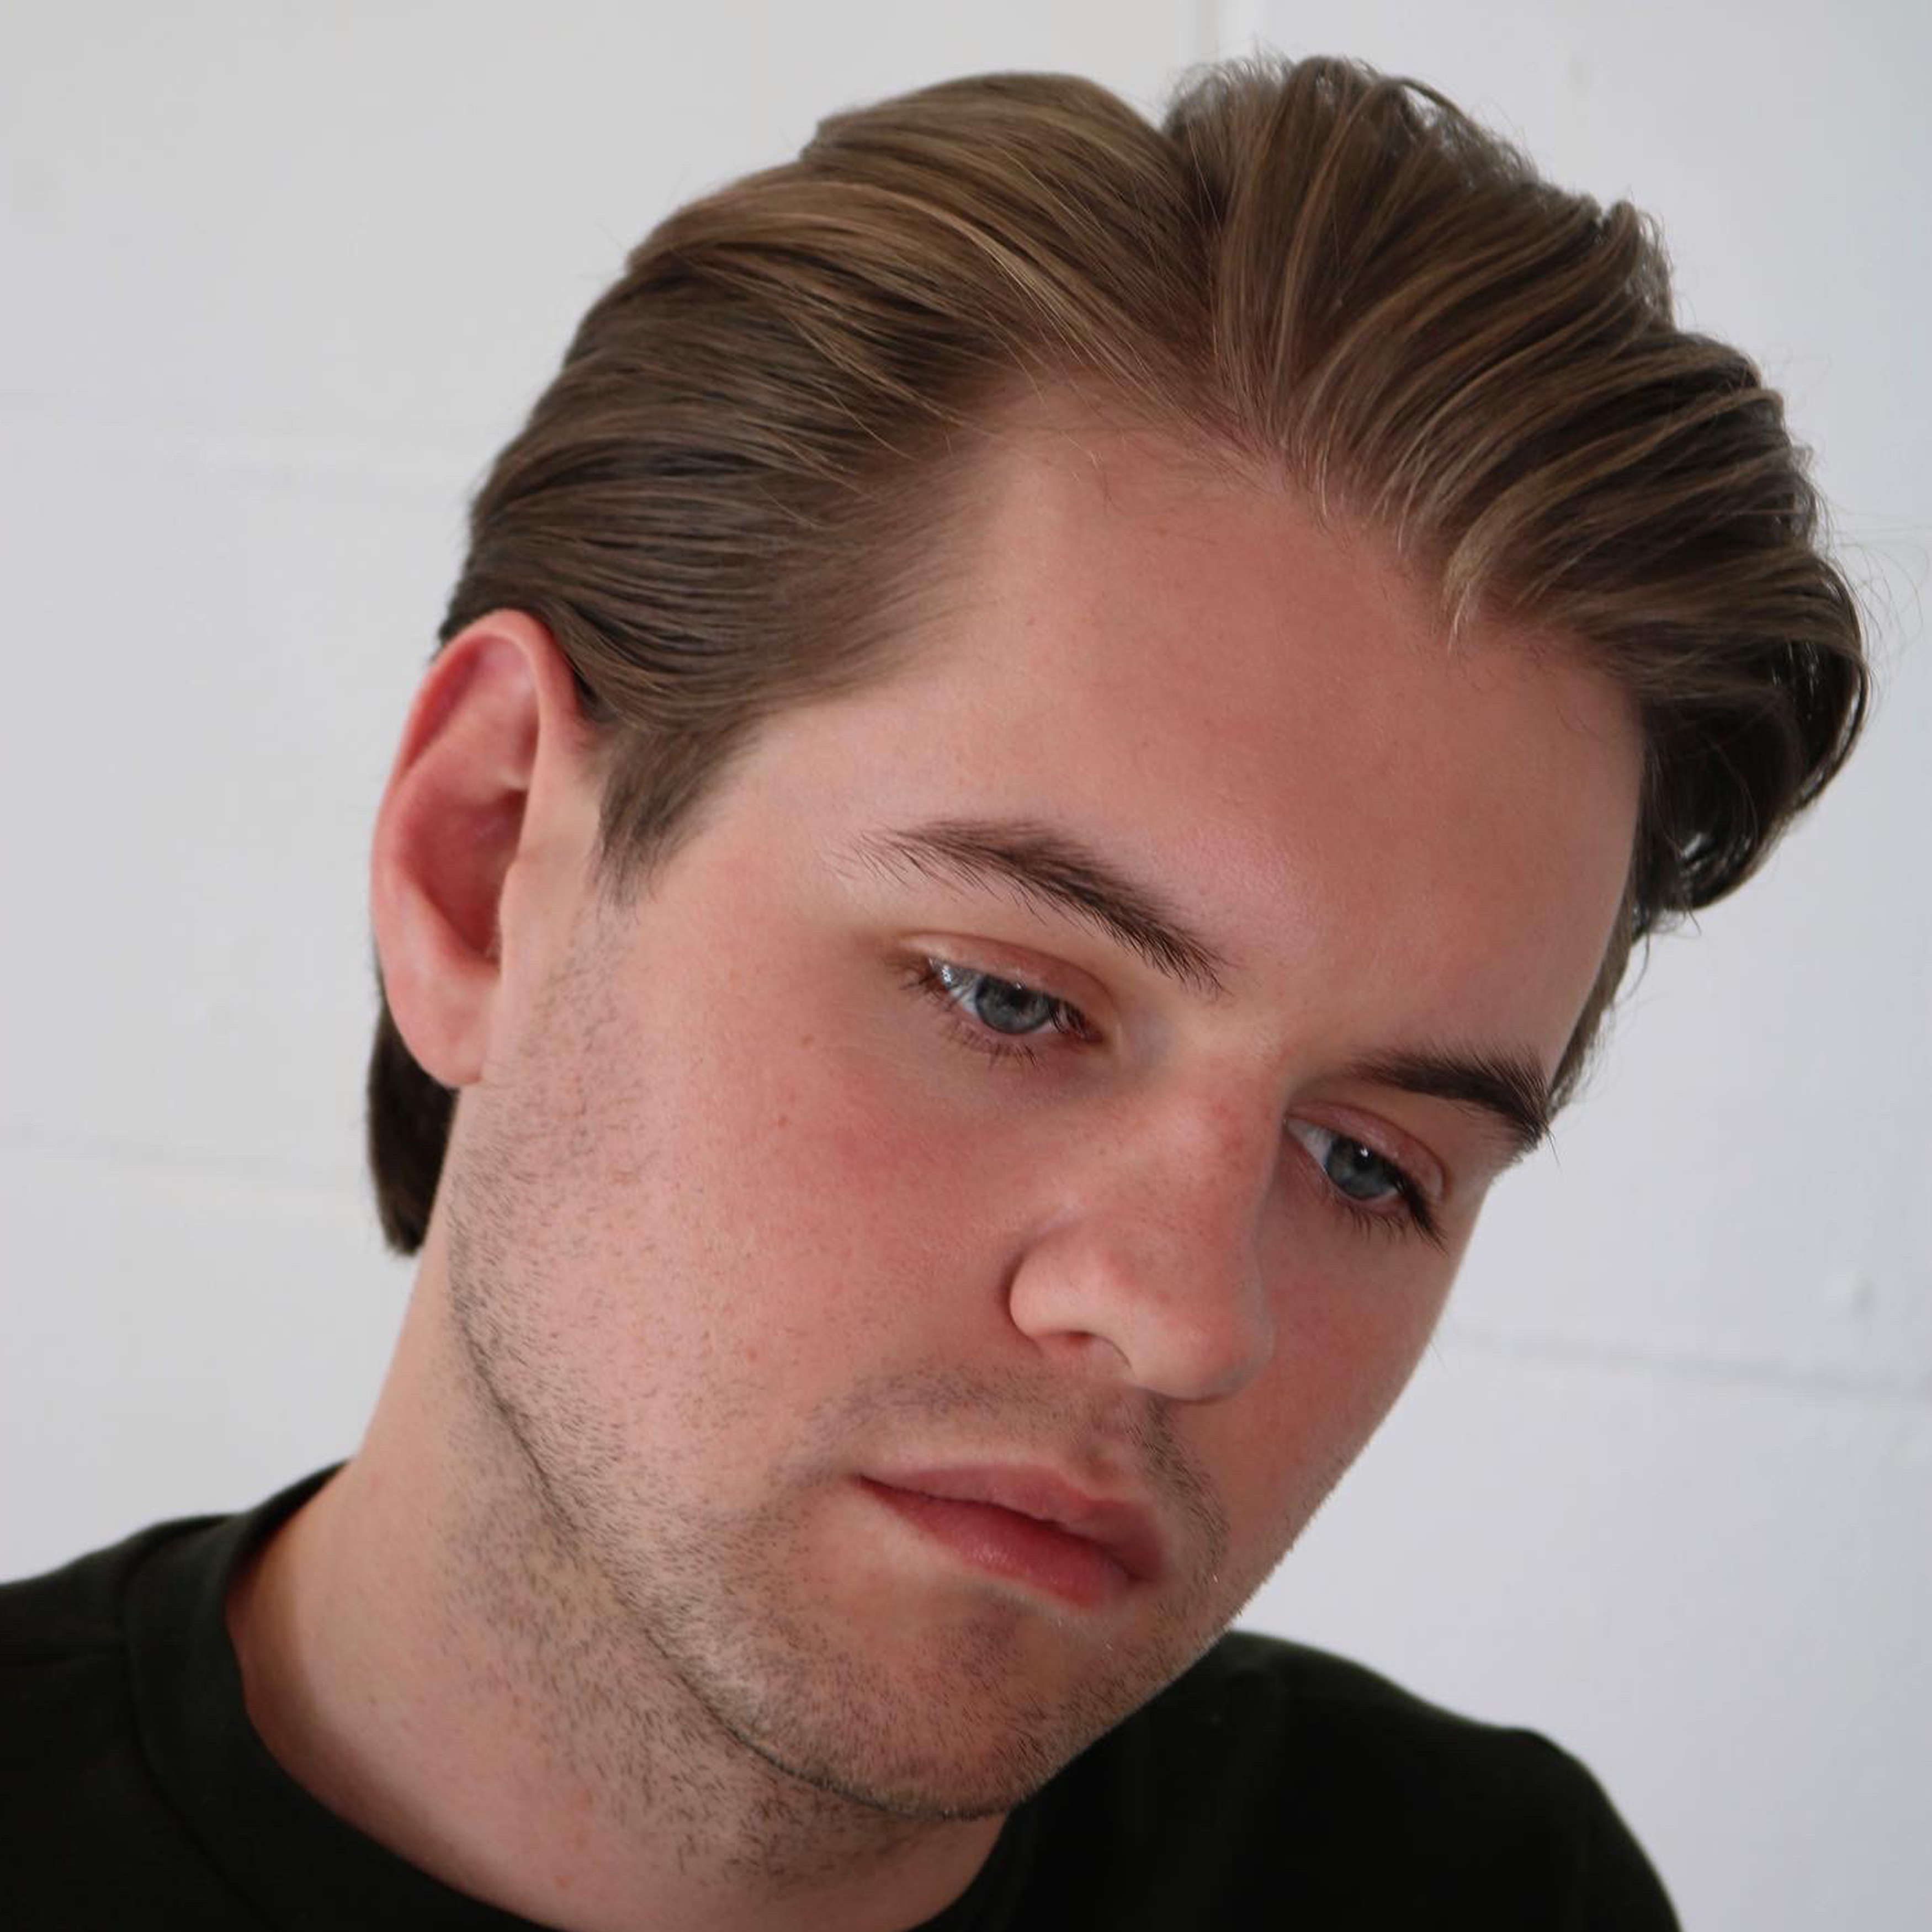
[731,410,1643,1072]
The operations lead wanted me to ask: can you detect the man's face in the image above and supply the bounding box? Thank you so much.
[440,416,1641,1818]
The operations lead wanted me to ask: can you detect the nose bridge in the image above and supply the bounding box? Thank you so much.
[1141,1083,1274,1235]
[1007,1079,1278,1404]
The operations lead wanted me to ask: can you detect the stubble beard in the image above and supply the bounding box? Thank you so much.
[438,1149,1235,1878]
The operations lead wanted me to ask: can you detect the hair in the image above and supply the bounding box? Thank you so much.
[367,54,1869,1255]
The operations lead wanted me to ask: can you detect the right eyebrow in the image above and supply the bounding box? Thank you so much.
[847,820,1556,1156]
[1341,1045,1554,1167]
[846,817,1232,999]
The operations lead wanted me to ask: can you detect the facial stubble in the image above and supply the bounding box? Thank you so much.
[438,1188,1237,1862]
[428,906,1253,1883]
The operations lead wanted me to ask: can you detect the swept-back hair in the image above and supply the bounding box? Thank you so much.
[368,55,1867,1254]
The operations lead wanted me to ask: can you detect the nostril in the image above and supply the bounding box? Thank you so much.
[1005,1204,1272,1405]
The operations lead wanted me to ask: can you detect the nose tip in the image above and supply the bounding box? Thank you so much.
[1005,1174,1275,1404]
[1003,1085,1281,1403]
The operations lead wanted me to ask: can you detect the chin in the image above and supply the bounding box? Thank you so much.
[744,1706,1086,1822]
[706,1605,1183,1822]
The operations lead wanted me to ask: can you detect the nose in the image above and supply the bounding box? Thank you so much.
[1004,1091,1276,1404]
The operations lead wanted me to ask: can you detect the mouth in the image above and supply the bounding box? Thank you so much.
[857,1465,1165,1612]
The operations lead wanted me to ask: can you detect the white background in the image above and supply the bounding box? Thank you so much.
[2,3,1926,1926]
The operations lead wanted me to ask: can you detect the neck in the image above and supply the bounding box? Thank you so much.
[225,1270,1004,1932]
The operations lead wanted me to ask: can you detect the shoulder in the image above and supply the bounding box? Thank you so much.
[0,1511,219,1688]
[0,1468,335,1674]
[1040,1630,1680,1928]
[0,1500,291,1928]
[0,1473,330,1722]
[1143,1626,1581,1764]
[1172,1631,1628,1811]
[0,1510,231,1803]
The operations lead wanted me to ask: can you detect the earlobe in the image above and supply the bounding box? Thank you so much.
[369,612,593,1090]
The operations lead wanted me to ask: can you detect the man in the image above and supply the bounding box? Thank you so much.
[2,54,1865,1930]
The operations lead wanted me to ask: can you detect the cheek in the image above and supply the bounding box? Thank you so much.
[652,1006,1006,1355]
[1205,1266,1451,1554]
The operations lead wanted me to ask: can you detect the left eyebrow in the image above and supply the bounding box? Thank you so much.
[846,820,1554,1160]
[1342,1045,1552,1166]
[846,817,1231,999]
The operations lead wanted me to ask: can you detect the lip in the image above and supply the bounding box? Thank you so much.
[858,1465,1165,1610]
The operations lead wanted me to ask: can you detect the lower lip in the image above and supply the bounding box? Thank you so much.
[859,1479,1132,1611]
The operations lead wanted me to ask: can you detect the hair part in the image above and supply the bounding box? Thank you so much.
[367,55,1867,1254]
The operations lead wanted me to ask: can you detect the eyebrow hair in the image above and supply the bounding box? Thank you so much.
[849,818,1230,997]
[1343,1047,1553,1164]
[849,817,1553,1160]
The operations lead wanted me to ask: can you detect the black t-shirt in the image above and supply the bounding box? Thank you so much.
[0,1468,1679,1928]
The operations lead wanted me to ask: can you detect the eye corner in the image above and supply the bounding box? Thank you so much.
[1292,1103,1446,1202]
[902,946,1103,1069]
[1286,1112,1449,1249]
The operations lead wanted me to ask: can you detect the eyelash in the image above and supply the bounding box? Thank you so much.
[905,956,1443,1250]
[1329,1166,1443,1251]
[906,957,1096,1066]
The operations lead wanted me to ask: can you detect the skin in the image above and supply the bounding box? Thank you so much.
[226,410,1642,1932]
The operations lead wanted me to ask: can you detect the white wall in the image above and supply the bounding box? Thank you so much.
[1214,3,1932,1925]
[3,4,1925,1926]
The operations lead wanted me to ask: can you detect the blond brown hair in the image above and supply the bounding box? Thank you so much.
[368,56,1867,1254]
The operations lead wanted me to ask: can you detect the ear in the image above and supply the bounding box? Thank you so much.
[370,611,600,1090]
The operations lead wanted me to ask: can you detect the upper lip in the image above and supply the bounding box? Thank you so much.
[866,1464,1167,1583]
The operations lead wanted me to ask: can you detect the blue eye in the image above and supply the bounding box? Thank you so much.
[911,957,1097,1065]
[1321,1134,1403,1203]
[929,960,1063,1035]
[1286,1119,1432,1239]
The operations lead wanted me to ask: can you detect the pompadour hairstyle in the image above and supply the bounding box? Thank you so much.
[367,55,1867,1254]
